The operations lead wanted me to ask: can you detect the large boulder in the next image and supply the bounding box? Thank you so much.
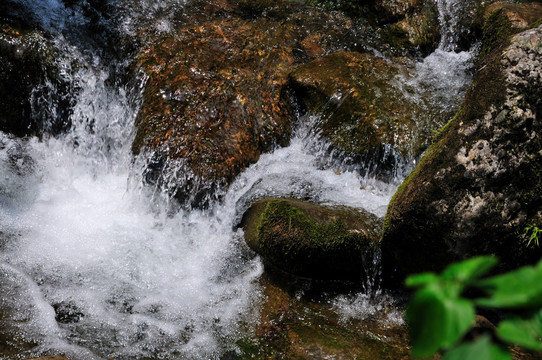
[0,23,75,137]
[381,14,542,285]
[479,2,542,32]
[241,198,381,280]
[132,0,378,206]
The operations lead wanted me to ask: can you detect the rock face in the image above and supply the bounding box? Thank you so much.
[241,198,381,280]
[381,16,542,285]
[132,0,375,206]
[0,23,75,137]
[481,2,542,32]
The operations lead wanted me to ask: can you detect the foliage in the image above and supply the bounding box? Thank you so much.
[406,256,542,359]
[524,225,540,247]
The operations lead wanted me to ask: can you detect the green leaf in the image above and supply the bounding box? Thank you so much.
[407,285,475,358]
[442,336,511,360]
[475,260,542,308]
[497,309,542,351]
[442,256,498,283]
[405,272,439,288]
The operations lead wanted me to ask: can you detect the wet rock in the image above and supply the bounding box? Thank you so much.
[377,0,440,53]
[132,0,376,206]
[381,18,542,285]
[236,273,410,359]
[53,301,85,324]
[0,23,76,137]
[480,1,542,32]
[241,198,381,280]
[289,51,443,179]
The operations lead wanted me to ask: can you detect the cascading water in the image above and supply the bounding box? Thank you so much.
[395,0,477,132]
[0,0,476,358]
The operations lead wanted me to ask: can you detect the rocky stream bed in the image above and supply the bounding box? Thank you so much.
[1,0,542,358]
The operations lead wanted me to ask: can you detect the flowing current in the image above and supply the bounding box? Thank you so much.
[0,0,475,358]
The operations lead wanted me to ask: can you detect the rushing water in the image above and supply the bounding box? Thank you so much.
[0,0,475,358]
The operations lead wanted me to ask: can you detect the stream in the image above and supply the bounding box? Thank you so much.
[0,0,476,358]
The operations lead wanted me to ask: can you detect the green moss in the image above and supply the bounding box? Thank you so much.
[381,7,542,285]
[257,199,364,257]
[480,8,514,61]
[530,17,542,29]
[242,199,379,279]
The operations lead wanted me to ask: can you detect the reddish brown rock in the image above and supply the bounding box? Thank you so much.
[132,0,370,205]
[482,2,542,31]
[237,273,411,359]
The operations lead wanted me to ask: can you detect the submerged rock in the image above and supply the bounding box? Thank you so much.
[0,23,76,137]
[241,198,381,280]
[381,15,542,285]
[236,273,410,359]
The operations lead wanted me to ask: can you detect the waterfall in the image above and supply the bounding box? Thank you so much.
[0,0,476,358]
[434,0,464,51]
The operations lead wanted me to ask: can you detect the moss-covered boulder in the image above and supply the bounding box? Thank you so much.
[132,0,382,206]
[479,2,542,32]
[0,23,75,137]
[289,51,449,178]
[381,14,542,285]
[241,198,381,280]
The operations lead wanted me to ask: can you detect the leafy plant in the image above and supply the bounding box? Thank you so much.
[524,225,540,247]
[406,256,542,359]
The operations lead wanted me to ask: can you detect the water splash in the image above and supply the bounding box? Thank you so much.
[434,0,465,51]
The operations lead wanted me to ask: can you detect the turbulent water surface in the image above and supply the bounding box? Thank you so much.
[0,0,476,358]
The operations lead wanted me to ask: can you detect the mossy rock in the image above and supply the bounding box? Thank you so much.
[289,51,451,179]
[378,0,440,54]
[241,198,382,280]
[380,15,542,286]
[0,23,75,137]
[478,1,542,32]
